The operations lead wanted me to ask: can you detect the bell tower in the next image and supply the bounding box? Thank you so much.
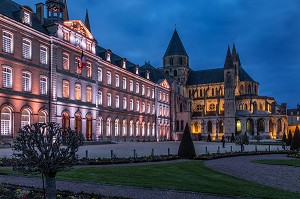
[45,0,66,22]
[163,29,189,85]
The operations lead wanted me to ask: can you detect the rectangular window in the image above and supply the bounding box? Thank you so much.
[123,97,127,109]
[136,100,140,112]
[22,39,31,59]
[116,95,119,108]
[75,57,81,74]
[147,103,150,114]
[98,67,102,82]
[107,93,111,107]
[115,74,119,87]
[147,87,150,97]
[152,105,155,114]
[86,62,92,78]
[130,99,134,110]
[3,31,13,53]
[151,89,154,98]
[2,66,12,88]
[98,90,102,105]
[63,30,69,41]
[136,83,139,94]
[40,46,47,65]
[86,86,92,102]
[142,84,145,95]
[62,80,70,98]
[63,53,69,70]
[130,80,133,91]
[22,71,31,92]
[24,12,30,25]
[142,102,145,113]
[40,76,47,95]
[75,84,81,100]
[123,77,126,90]
[107,71,111,85]
[87,42,92,52]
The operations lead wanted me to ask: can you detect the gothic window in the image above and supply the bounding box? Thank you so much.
[240,85,244,95]
[244,104,248,111]
[246,119,254,133]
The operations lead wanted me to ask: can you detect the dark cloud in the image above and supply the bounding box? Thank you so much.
[14,0,300,107]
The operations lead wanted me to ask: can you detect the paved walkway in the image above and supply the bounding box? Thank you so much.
[204,154,300,194]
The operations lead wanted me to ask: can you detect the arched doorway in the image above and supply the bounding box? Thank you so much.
[86,114,92,141]
[1,106,13,136]
[257,119,265,133]
[207,121,212,134]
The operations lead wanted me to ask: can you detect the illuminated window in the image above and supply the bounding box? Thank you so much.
[159,105,162,116]
[2,66,12,88]
[63,30,69,41]
[107,93,111,107]
[21,109,30,127]
[163,93,165,101]
[24,12,30,25]
[107,71,111,85]
[115,95,119,108]
[142,84,145,95]
[86,86,92,102]
[147,103,150,114]
[75,57,81,74]
[62,80,69,98]
[159,91,162,100]
[166,94,169,102]
[97,90,102,105]
[115,119,119,137]
[40,46,48,65]
[86,62,92,78]
[152,105,155,114]
[1,107,12,135]
[209,104,215,111]
[152,89,154,98]
[147,122,150,136]
[63,53,69,70]
[152,123,155,136]
[22,71,31,92]
[2,31,13,53]
[136,100,140,112]
[40,76,47,95]
[129,80,133,91]
[98,67,102,82]
[22,39,31,59]
[236,120,242,133]
[142,122,145,136]
[106,118,112,136]
[136,121,140,136]
[129,120,134,136]
[115,74,119,87]
[136,83,139,94]
[147,87,150,97]
[122,120,127,136]
[75,83,81,100]
[38,111,48,123]
[122,77,126,89]
[130,99,133,110]
[142,102,145,113]
[87,42,92,52]
[123,97,127,110]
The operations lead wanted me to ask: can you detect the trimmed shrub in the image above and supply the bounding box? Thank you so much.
[178,123,196,158]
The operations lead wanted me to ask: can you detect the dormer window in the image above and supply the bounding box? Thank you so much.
[106,50,112,62]
[146,70,150,79]
[135,65,139,75]
[122,58,127,69]
[24,12,30,25]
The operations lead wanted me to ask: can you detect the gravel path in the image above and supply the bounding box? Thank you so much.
[204,154,300,194]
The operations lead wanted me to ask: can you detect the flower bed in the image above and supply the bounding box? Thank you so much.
[0,184,127,199]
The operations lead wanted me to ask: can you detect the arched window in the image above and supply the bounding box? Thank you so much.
[115,119,119,137]
[1,107,12,135]
[152,123,155,136]
[122,119,127,136]
[98,117,103,137]
[74,113,82,134]
[22,38,32,59]
[179,57,183,65]
[248,84,251,94]
[239,104,243,110]
[277,119,282,133]
[207,121,212,133]
[141,122,145,136]
[236,120,242,133]
[62,112,70,131]
[86,86,92,103]
[129,120,134,136]
[246,119,254,133]
[136,121,140,136]
[22,71,32,92]
[212,88,215,96]
[170,57,173,65]
[259,103,263,110]
[240,85,244,95]
[244,104,248,111]
[38,111,48,123]
[257,119,265,132]
[86,114,92,141]
[147,122,150,136]
[194,122,199,133]
[106,117,112,136]
[21,109,31,127]
[75,83,81,101]
[130,99,133,111]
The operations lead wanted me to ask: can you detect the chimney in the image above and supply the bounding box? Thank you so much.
[36,3,44,24]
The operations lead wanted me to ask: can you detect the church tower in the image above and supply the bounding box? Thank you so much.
[223,47,236,136]
[45,0,66,22]
[232,44,241,95]
[163,29,189,85]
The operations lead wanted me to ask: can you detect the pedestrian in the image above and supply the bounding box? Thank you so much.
[222,135,225,148]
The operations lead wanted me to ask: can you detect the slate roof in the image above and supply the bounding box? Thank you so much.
[163,29,188,58]
[140,63,167,84]
[186,66,255,86]
[0,0,48,34]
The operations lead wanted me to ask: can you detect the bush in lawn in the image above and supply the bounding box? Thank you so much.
[291,126,300,152]
[13,123,83,199]
[286,130,293,146]
[178,123,196,158]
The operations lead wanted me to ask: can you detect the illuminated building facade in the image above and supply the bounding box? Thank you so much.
[287,105,300,134]
[0,0,170,142]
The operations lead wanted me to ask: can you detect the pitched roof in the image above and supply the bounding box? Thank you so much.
[163,29,188,58]
[0,0,48,34]
[186,66,255,85]
[140,63,166,84]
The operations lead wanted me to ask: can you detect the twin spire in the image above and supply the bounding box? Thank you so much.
[224,44,241,69]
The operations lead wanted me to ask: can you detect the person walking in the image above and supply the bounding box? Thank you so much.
[222,135,225,148]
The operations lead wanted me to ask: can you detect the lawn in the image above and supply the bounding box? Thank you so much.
[252,159,300,167]
[0,161,299,199]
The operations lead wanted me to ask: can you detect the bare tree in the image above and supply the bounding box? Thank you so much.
[13,122,83,199]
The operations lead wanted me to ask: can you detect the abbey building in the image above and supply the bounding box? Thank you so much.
[0,0,286,143]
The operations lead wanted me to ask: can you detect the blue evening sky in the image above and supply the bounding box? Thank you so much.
[14,0,300,108]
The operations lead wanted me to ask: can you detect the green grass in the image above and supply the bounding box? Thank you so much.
[252,159,300,167]
[0,161,299,199]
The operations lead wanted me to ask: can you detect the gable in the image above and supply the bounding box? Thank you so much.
[159,79,170,89]
[63,20,94,40]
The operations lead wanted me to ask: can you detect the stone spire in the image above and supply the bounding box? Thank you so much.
[232,43,237,62]
[85,9,91,33]
[224,46,234,69]
[163,29,188,58]
[63,0,69,21]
